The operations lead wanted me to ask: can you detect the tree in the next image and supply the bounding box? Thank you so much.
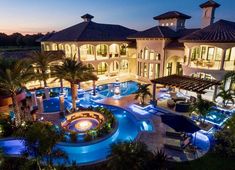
[135,84,152,105]
[0,57,34,126]
[216,86,234,108]
[107,141,152,170]
[191,95,215,125]
[53,56,97,111]
[29,51,63,87]
[214,115,235,158]
[216,71,235,108]
[15,121,67,170]
[145,149,168,170]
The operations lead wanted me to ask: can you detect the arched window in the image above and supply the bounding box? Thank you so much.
[120,60,128,71]
[120,44,127,56]
[96,44,108,59]
[71,44,78,58]
[52,43,57,51]
[80,44,95,61]
[109,44,119,57]
[65,44,71,58]
[58,44,64,50]
[97,62,108,75]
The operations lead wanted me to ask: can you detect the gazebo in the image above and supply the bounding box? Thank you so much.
[151,75,222,101]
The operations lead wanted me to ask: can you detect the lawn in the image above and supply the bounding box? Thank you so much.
[168,152,235,170]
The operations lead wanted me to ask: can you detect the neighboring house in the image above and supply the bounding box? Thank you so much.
[40,0,235,87]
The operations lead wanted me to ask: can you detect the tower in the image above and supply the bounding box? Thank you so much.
[200,0,220,28]
[153,11,191,31]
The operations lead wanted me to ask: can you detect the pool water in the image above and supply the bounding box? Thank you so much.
[0,105,153,165]
[204,109,229,126]
[97,81,139,98]
[43,97,72,113]
[30,81,139,113]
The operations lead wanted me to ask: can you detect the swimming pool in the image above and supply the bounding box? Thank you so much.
[203,109,229,126]
[30,81,139,113]
[0,105,153,165]
[43,97,72,113]
[97,81,139,98]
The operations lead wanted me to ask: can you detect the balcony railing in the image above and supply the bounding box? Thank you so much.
[190,59,221,70]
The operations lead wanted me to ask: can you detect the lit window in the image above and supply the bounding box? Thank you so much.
[162,23,165,26]
[166,23,169,26]
[170,23,173,26]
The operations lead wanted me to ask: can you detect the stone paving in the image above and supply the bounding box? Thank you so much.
[97,94,166,152]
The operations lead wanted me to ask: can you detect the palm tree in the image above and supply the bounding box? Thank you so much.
[191,95,215,125]
[135,84,152,105]
[29,51,63,87]
[216,86,234,108]
[145,149,168,170]
[0,58,34,126]
[108,141,152,170]
[53,57,97,111]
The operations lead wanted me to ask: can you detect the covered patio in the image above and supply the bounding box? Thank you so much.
[151,75,221,114]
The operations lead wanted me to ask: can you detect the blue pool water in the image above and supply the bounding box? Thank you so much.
[30,81,139,113]
[43,98,72,113]
[97,81,139,98]
[0,105,152,165]
[204,109,229,126]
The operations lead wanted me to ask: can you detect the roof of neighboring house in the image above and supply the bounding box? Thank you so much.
[129,27,198,39]
[42,21,137,42]
[180,20,235,43]
[153,11,191,20]
[200,0,220,8]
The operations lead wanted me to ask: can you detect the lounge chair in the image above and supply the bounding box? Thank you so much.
[165,131,185,140]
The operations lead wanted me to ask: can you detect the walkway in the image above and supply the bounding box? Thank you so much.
[98,94,166,152]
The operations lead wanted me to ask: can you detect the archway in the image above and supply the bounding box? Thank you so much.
[165,56,184,76]
[80,44,95,61]
[97,62,108,75]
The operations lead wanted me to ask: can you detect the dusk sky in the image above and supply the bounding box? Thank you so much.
[0,0,234,35]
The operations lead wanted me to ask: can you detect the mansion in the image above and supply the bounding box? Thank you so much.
[40,0,235,86]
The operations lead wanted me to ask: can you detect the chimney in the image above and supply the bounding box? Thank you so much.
[200,0,220,28]
[81,13,94,22]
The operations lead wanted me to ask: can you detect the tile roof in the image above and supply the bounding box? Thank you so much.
[43,21,137,42]
[200,0,220,8]
[153,11,191,20]
[128,26,178,39]
[180,20,235,43]
[129,27,198,39]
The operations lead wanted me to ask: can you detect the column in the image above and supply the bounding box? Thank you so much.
[44,86,50,100]
[77,45,81,62]
[59,94,65,112]
[92,80,96,96]
[31,91,37,107]
[220,48,226,70]
[213,85,218,101]
[152,83,156,101]
[187,48,192,66]
[36,96,44,113]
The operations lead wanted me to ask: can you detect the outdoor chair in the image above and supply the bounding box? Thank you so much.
[165,131,185,140]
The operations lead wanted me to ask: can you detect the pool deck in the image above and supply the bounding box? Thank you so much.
[97,95,209,161]
[36,94,209,162]
[97,94,166,153]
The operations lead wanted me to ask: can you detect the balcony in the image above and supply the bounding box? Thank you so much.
[190,59,221,70]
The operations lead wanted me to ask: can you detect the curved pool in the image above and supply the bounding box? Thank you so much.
[0,105,143,165]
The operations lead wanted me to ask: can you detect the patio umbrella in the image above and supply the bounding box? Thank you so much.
[161,114,200,133]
